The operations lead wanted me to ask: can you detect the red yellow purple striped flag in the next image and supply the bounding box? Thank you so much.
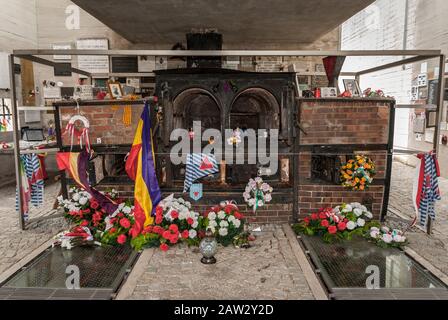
[126,102,162,237]
[56,151,118,214]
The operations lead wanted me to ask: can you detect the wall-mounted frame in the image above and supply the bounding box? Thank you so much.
[426,109,437,128]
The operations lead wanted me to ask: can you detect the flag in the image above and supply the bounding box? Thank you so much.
[56,151,118,214]
[413,152,441,227]
[183,153,219,192]
[125,102,162,237]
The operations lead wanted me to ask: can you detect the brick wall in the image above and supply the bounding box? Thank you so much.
[299,100,391,145]
[298,185,384,219]
[296,99,392,220]
[59,104,144,146]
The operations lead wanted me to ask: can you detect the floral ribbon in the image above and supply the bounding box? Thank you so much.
[354,167,373,183]
[253,189,264,213]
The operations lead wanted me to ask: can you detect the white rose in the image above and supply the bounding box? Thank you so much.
[219,220,229,228]
[365,212,373,219]
[370,227,379,232]
[342,204,353,212]
[257,200,264,207]
[228,215,235,222]
[208,220,217,228]
[218,211,226,219]
[333,206,340,213]
[351,202,361,208]
[208,212,216,220]
[254,177,262,183]
[393,235,402,243]
[370,230,379,239]
[248,198,256,206]
[219,228,228,236]
[353,208,363,217]
[356,218,365,227]
[361,205,368,212]
[72,193,80,201]
[192,221,198,228]
[209,226,216,234]
[381,226,390,233]
[79,197,88,205]
[184,201,191,208]
[188,229,197,239]
[264,193,272,202]
[122,206,131,214]
[346,221,356,230]
[261,183,270,191]
[382,234,393,243]
[233,219,241,228]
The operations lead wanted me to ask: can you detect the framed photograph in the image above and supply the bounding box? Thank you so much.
[321,87,338,97]
[343,79,361,97]
[417,73,428,87]
[107,81,123,99]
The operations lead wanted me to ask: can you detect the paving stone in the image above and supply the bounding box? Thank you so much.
[0,181,66,276]
[389,161,448,277]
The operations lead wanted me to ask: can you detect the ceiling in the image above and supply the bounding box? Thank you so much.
[72,0,375,47]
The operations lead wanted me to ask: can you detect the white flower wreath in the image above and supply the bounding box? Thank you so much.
[243,177,273,212]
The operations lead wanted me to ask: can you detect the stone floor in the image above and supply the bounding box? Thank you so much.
[126,225,315,300]
[0,160,447,299]
[388,161,448,276]
[0,180,66,275]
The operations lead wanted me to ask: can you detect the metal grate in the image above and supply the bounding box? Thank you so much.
[1,245,137,293]
[301,236,447,290]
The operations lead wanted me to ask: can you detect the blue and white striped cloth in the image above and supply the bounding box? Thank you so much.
[183,153,219,192]
[15,154,44,217]
[418,153,441,227]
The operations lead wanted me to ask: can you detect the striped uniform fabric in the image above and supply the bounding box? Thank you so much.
[183,153,219,192]
[415,152,441,227]
[15,154,44,219]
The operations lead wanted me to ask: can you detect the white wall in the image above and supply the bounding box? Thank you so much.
[341,0,416,149]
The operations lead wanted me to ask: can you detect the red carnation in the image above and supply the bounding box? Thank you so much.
[153,226,164,235]
[224,206,233,214]
[80,220,88,227]
[162,230,172,240]
[234,212,243,220]
[90,200,99,209]
[310,213,318,220]
[321,219,329,227]
[303,217,310,225]
[117,213,124,218]
[143,225,153,234]
[319,212,327,220]
[69,211,77,216]
[117,234,127,244]
[181,230,189,239]
[155,215,163,224]
[169,235,178,244]
[119,217,131,229]
[169,224,179,233]
[171,210,179,219]
[156,206,163,216]
[109,227,117,234]
[187,217,194,225]
[337,222,347,231]
[160,243,169,251]
[328,226,337,234]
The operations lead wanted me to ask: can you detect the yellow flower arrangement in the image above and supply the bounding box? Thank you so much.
[340,155,376,191]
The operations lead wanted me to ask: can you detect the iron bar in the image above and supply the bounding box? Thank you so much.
[9,54,25,230]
